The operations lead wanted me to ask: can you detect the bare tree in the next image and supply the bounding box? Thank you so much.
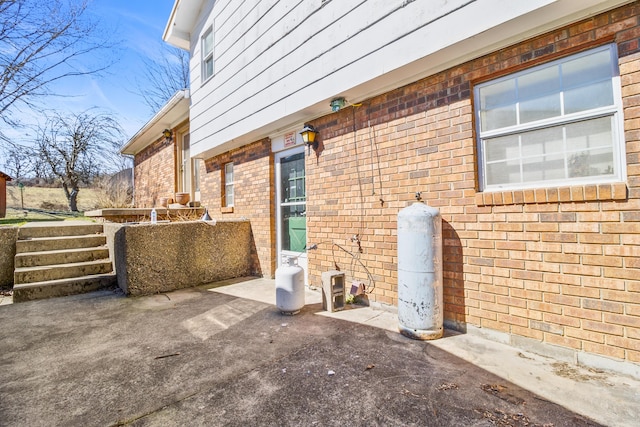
[135,44,189,113]
[2,144,33,180]
[0,0,115,142]
[35,110,124,211]
[32,155,55,183]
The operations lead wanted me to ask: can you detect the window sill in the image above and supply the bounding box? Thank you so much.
[475,183,627,206]
[221,206,234,214]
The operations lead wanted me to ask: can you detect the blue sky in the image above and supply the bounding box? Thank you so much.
[83,0,178,138]
[5,0,178,144]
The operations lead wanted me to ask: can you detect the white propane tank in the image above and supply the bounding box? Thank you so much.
[275,257,305,315]
[397,202,443,340]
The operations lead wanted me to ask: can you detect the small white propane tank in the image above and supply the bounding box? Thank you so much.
[275,256,305,315]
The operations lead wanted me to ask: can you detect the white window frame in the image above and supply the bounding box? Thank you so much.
[224,162,234,207]
[475,44,626,192]
[201,27,214,82]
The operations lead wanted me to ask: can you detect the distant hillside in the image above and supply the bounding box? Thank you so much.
[6,185,101,212]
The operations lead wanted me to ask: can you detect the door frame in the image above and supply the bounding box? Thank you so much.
[274,145,307,284]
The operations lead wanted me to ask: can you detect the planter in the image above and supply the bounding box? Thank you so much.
[158,197,172,207]
[175,192,190,205]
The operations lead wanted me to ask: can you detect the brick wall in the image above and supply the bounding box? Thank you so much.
[201,138,276,278]
[133,137,176,208]
[306,2,640,363]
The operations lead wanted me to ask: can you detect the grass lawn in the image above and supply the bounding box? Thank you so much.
[0,209,91,226]
[7,185,100,211]
[1,185,100,226]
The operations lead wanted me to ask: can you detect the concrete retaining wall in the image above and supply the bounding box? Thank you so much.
[0,227,18,287]
[106,220,253,296]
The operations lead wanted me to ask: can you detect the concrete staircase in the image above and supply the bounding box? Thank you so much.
[13,222,116,302]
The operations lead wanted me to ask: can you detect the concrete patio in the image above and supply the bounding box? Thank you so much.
[0,277,638,426]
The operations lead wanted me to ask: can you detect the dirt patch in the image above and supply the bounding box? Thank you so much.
[481,383,526,405]
[552,362,607,382]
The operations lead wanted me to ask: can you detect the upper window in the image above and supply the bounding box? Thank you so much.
[475,44,625,191]
[202,27,214,82]
[224,162,234,207]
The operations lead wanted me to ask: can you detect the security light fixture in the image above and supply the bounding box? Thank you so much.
[162,129,172,141]
[330,97,346,112]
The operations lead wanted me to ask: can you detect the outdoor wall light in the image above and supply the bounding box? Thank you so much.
[300,124,319,156]
[300,124,318,146]
[330,97,346,112]
[162,128,172,141]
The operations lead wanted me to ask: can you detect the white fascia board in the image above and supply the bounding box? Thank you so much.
[163,0,205,51]
[120,90,190,156]
[189,0,632,160]
[165,29,191,51]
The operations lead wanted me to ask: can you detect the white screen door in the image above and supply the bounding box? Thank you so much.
[275,147,307,283]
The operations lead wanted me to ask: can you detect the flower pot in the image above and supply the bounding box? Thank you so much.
[175,192,190,205]
[158,197,171,207]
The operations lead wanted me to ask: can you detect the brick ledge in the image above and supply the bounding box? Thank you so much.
[475,183,627,206]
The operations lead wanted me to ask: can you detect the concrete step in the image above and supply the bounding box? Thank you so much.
[16,235,107,254]
[17,223,103,239]
[12,273,117,302]
[14,259,114,285]
[11,221,116,303]
[15,247,111,268]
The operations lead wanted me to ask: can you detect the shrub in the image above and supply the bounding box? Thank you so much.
[94,175,133,209]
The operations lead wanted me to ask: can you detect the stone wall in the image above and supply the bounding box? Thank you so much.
[0,226,17,287]
[106,220,254,296]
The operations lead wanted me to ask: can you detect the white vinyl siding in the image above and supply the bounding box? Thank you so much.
[188,0,485,156]
[182,0,630,159]
[475,44,625,191]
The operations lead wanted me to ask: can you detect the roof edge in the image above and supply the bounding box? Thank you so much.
[163,0,205,50]
[121,89,190,156]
